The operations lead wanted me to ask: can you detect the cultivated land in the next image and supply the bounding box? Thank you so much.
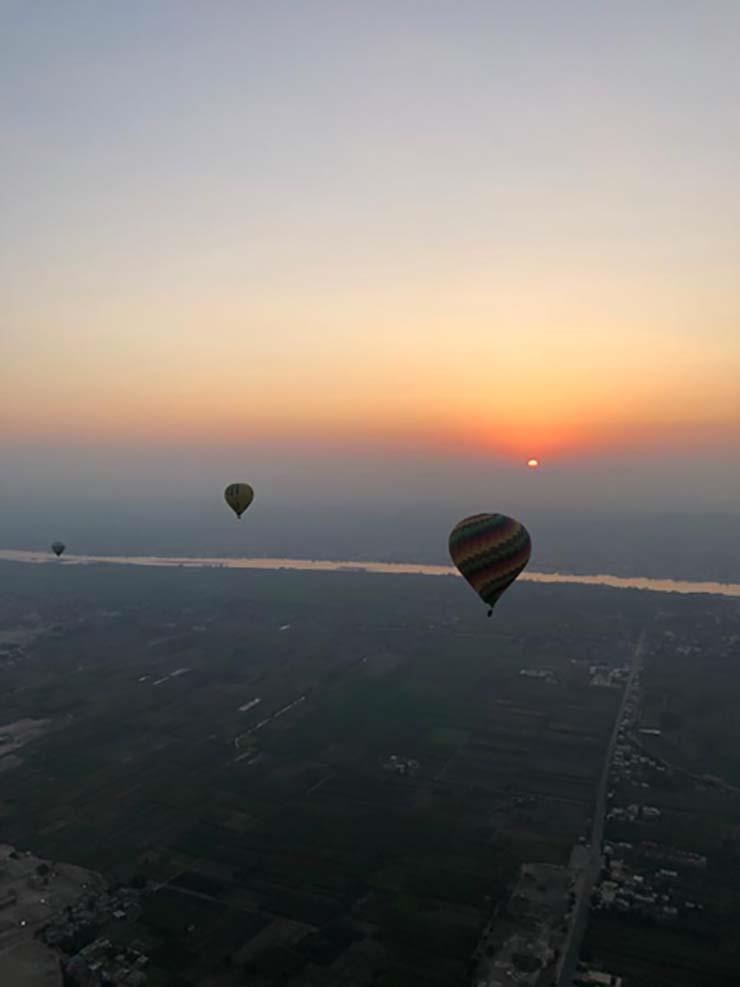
[0,560,738,986]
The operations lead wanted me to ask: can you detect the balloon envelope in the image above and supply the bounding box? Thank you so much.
[448,513,531,613]
[51,541,66,557]
[224,483,254,519]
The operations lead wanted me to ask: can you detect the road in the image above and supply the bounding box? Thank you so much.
[556,628,647,986]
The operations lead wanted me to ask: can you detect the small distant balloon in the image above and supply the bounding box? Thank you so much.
[527,458,539,469]
[449,513,532,616]
[51,541,66,558]
[224,483,254,519]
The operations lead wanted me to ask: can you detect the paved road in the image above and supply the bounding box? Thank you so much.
[556,629,647,987]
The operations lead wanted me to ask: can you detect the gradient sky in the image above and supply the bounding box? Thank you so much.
[3,2,740,540]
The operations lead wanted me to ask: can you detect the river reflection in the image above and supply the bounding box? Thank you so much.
[1,549,739,599]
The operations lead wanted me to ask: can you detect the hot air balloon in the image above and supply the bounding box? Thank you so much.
[448,513,531,616]
[224,483,254,519]
[51,541,66,558]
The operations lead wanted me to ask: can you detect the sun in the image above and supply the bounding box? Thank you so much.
[527,458,540,469]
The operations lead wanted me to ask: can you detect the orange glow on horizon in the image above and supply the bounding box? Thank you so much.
[7,396,740,469]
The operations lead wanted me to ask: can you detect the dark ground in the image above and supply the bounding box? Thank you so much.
[0,560,738,985]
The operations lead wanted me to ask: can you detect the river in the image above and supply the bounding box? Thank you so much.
[1,549,739,599]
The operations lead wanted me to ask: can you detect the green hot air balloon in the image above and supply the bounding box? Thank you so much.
[224,483,254,519]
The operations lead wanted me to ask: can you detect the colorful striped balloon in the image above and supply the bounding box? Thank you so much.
[449,513,532,615]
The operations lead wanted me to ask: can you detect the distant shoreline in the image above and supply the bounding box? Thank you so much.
[1,549,739,599]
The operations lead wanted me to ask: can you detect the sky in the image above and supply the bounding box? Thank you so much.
[2,2,740,568]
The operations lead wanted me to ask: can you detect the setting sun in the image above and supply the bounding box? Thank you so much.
[527,459,540,469]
